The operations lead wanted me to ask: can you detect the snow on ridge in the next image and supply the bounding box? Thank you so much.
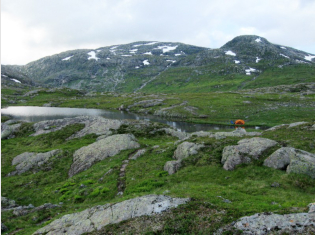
[234,60,240,64]
[2,74,8,77]
[130,49,138,53]
[145,42,158,45]
[111,46,118,50]
[175,54,182,56]
[166,60,176,63]
[62,55,74,61]
[96,50,102,53]
[256,57,261,63]
[143,52,152,55]
[305,55,315,61]
[135,66,140,69]
[280,53,290,59]
[143,60,150,65]
[245,67,257,75]
[281,46,287,49]
[87,51,100,61]
[106,58,110,60]
[121,55,132,57]
[255,38,262,43]
[156,45,178,53]
[225,50,236,56]
[11,78,21,83]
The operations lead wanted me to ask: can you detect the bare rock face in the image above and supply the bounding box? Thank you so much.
[232,210,315,235]
[31,116,122,138]
[9,149,61,176]
[33,195,190,235]
[1,122,22,139]
[264,147,315,178]
[68,134,140,177]
[222,137,278,170]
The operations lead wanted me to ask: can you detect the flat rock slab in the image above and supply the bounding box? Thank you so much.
[31,116,122,138]
[69,134,140,177]
[234,211,315,235]
[33,195,190,235]
[215,128,261,140]
[9,149,61,176]
[264,147,315,178]
[222,137,278,170]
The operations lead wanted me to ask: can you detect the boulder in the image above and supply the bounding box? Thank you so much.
[215,128,261,140]
[222,137,278,170]
[69,134,140,177]
[288,121,308,128]
[190,131,215,138]
[173,142,204,161]
[33,195,190,235]
[1,197,18,209]
[309,203,315,213]
[9,149,61,176]
[233,211,315,235]
[161,128,190,140]
[264,124,288,132]
[164,141,204,175]
[264,147,315,178]
[129,149,146,160]
[1,122,22,139]
[164,160,182,175]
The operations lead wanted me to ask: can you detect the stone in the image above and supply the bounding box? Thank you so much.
[161,128,190,140]
[129,149,146,160]
[233,211,315,235]
[31,116,122,139]
[128,99,164,108]
[309,203,315,213]
[33,195,190,235]
[1,223,8,232]
[264,147,315,178]
[264,124,288,132]
[190,131,215,138]
[1,197,18,209]
[173,142,204,161]
[288,121,308,128]
[12,203,60,216]
[215,128,261,140]
[164,160,182,175]
[69,134,140,177]
[222,137,278,170]
[9,150,61,176]
[1,122,22,139]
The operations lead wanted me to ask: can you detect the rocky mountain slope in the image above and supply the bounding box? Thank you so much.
[2,35,315,92]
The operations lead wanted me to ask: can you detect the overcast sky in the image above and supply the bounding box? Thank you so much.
[1,0,315,65]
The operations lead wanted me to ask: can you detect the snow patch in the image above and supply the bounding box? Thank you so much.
[135,66,140,69]
[280,53,290,59]
[121,55,132,57]
[305,55,315,61]
[11,79,21,83]
[143,60,150,65]
[87,51,100,61]
[62,55,74,61]
[2,74,8,77]
[129,49,138,54]
[166,60,176,63]
[234,60,240,64]
[106,58,110,60]
[256,57,261,63]
[96,50,102,53]
[296,59,307,64]
[156,45,178,53]
[281,46,287,49]
[145,42,158,45]
[143,52,152,55]
[245,68,257,75]
[111,46,118,50]
[175,54,182,56]
[225,50,236,56]
[255,38,262,43]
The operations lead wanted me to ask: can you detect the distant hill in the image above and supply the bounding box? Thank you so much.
[1,35,315,92]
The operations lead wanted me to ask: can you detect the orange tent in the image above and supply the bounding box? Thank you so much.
[235,119,245,125]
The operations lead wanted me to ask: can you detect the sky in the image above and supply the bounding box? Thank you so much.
[1,0,315,65]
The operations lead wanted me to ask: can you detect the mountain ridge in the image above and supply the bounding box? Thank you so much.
[1,35,315,92]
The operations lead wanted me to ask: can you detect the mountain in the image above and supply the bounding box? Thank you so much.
[1,35,315,92]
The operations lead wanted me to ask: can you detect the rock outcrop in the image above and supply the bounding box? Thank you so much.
[215,127,261,140]
[69,134,140,177]
[9,149,61,176]
[33,195,190,235]
[31,116,122,138]
[232,207,315,235]
[264,147,315,178]
[1,122,22,139]
[161,128,190,140]
[164,141,204,174]
[222,137,278,170]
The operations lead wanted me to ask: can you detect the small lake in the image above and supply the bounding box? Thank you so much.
[1,106,265,132]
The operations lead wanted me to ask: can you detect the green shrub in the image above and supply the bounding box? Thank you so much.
[101,187,110,194]
[81,180,94,185]
[62,182,75,187]
[126,179,164,194]
[89,188,100,197]
[59,188,70,194]
[156,171,168,177]
[74,195,85,203]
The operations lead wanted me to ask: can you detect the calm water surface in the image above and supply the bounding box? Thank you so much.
[1,106,264,132]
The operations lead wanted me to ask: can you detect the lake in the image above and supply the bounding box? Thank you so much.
[1,106,264,132]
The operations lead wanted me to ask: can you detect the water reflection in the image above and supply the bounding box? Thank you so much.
[1,106,265,133]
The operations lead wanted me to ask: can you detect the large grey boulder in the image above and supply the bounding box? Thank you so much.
[164,141,204,175]
[31,116,122,138]
[222,137,278,170]
[161,128,190,140]
[9,149,61,176]
[233,210,315,235]
[33,195,190,235]
[173,142,204,161]
[264,147,315,178]
[69,134,140,177]
[1,122,22,139]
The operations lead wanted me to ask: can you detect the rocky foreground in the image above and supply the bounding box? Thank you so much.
[1,116,315,234]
